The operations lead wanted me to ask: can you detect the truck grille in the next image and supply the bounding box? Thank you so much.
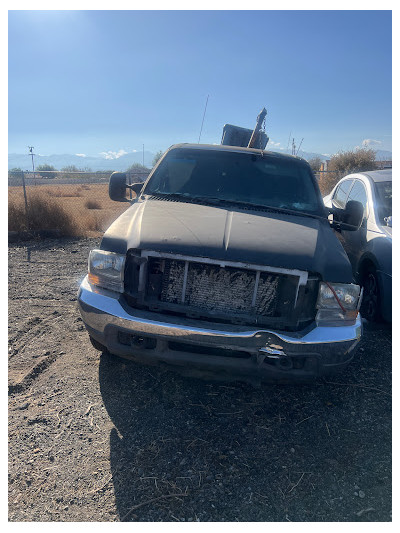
[160,259,280,317]
[124,252,319,328]
[123,253,313,329]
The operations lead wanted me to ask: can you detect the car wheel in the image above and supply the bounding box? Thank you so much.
[360,267,382,322]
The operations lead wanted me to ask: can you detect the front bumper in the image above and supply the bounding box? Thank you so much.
[78,276,362,383]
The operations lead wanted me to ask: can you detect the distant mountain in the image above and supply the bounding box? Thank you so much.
[278,149,331,162]
[8,151,156,172]
[374,149,392,161]
[8,147,391,171]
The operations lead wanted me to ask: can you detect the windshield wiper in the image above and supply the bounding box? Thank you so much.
[147,192,323,220]
[188,196,323,220]
[147,192,192,200]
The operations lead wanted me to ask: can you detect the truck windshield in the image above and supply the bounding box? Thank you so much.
[144,148,323,215]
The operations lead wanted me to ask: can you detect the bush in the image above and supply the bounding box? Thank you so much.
[36,164,58,179]
[8,168,24,179]
[152,150,164,167]
[85,199,101,209]
[319,148,377,195]
[125,163,150,173]
[308,156,323,173]
[8,192,77,235]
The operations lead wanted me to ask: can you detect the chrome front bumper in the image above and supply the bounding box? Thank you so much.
[78,276,362,382]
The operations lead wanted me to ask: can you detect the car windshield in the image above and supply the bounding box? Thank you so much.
[144,148,323,215]
[375,181,392,219]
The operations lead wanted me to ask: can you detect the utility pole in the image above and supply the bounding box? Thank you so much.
[142,144,144,167]
[28,146,35,175]
[23,146,35,230]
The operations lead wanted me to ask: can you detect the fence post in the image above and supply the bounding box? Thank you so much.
[21,172,30,230]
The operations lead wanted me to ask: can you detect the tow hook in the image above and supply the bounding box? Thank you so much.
[259,346,286,358]
[259,346,293,370]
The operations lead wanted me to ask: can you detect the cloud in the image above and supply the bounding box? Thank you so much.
[267,140,284,150]
[99,149,129,160]
[75,153,86,157]
[362,139,382,147]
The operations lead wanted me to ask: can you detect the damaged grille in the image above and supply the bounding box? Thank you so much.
[124,254,311,329]
[124,252,319,328]
[160,260,280,317]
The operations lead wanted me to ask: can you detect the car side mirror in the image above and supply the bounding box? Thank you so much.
[339,200,364,231]
[327,200,363,232]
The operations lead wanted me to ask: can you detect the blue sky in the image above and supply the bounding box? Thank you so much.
[8,9,392,158]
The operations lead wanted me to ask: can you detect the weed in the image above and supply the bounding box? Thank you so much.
[9,192,78,236]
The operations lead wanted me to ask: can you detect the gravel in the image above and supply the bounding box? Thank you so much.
[8,238,392,522]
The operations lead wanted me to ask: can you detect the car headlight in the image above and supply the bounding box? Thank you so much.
[88,249,125,293]
[316,282,361,326]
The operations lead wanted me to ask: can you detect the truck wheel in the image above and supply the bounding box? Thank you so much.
[360,266,382,322]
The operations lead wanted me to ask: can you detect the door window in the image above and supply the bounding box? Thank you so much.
[333,179,353,208]
[347,180,368,218]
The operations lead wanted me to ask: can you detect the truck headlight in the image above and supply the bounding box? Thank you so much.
[316,282,361,326]
[88,249,125,293]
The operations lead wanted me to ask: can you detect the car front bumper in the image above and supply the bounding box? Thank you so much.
[78,276,362,384]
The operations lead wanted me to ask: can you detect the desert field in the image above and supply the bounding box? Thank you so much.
[8,183,132,236]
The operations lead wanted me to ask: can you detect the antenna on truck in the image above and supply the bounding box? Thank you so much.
[198,94,209,144]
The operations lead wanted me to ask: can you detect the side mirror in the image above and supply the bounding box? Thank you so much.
[342,200,364,230]
[328,200,363,232]
[109,172,129,202]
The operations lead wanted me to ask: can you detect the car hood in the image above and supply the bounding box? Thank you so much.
[101,198,353,282]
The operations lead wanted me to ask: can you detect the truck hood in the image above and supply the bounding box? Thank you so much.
[101,198,353,282]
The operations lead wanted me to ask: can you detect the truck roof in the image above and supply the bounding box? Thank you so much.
[168,143,307,163]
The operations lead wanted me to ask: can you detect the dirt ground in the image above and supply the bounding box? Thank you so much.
[8,237,392,522]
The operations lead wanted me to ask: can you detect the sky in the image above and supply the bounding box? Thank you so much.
[8,9,392,158]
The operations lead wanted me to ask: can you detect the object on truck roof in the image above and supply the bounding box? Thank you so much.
[221,124,269,149]
[221,107,269,150]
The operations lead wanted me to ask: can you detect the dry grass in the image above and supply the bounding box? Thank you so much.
[46,186,83,198]
[8,183,129,237]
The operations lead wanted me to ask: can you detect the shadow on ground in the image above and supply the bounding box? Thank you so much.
[98,321,391,522]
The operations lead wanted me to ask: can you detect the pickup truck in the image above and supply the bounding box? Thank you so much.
[78,143,364,385]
